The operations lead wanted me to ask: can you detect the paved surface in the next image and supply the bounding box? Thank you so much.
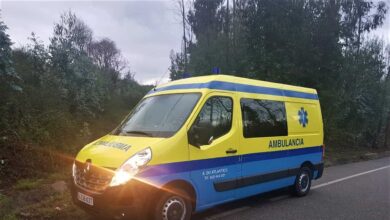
[193,157,390,220]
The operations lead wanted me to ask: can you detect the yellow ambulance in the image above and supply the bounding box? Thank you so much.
[71,75,324,219]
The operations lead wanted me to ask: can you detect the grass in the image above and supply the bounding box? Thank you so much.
[47,172,68,181]
[324,146,390,167]
[14,178,43,191]
[1,175,89,220]
[18,192,87,219]
[0,191,88,220]
[0,193,10,209]
[1,213,18,220]
[0,193,17,220]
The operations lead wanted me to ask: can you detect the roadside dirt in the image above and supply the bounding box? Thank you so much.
[0,174,88,219]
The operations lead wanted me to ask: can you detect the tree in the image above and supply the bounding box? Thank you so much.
[382,46,390,148]
[0,14,22,139]
[49,11,93,73]
[49,11,103,117]
[88,38,128,84]
[169,50,186,80]
[170,0,389,149]
[187,0,227,74]
[51,11,92,53]
[0,10,152,179]
[340,0,387,52]
[0,16,20,91]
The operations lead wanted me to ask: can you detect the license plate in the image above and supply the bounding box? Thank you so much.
[77,192,94,206]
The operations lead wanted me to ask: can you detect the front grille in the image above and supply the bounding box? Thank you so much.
[74,161,114,192]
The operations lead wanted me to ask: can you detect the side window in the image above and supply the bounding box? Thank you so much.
[240,98,287,138]
[188,96,233,146]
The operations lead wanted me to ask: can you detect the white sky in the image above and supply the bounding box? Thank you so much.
[1,0,389,85]
[0,0,181,85]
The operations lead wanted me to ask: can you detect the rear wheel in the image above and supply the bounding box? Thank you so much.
[153,189,192,220]
[292,166,312,197]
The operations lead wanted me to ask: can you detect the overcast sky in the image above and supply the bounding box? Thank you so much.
[1,0,182,85]
[1,0,390,85]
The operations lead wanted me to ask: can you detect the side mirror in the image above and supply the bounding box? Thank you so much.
[188,127,199,147]
[188,125,213,147]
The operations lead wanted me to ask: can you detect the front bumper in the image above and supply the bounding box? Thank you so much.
[70,178,158,219]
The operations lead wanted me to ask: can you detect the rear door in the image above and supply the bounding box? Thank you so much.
[188,91,241,208]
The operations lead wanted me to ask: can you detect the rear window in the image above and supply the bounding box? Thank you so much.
[240,98,287,138]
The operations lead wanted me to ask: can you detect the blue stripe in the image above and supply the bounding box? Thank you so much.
[148,81,318,100]
[140,146,322,177]
[243,146,322,163]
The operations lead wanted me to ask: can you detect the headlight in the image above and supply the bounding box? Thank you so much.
[109,147,152,187]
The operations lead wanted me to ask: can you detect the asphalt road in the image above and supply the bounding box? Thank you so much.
[193,157,390,220]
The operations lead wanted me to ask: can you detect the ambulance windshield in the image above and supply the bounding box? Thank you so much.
[115,93,200,138]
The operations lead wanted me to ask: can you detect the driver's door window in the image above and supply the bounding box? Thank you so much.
[189,96,233,146]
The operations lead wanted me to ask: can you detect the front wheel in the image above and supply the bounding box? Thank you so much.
[153,189,192,220]
[292,166,312,197]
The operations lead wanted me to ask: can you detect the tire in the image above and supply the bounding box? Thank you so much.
[292,166,312,197]
[153,189,192,220]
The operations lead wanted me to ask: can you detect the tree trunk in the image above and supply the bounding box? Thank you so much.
[382,69,390,148]
[357,1,362,54]
[384,113,390,148]
[372,82,387,148]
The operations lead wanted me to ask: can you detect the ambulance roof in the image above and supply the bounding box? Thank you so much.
[149,75,318,100]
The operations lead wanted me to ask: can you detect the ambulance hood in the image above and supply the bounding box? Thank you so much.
[75,135,165,168]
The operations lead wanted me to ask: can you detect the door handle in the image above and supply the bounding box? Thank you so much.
[226,148,237,154]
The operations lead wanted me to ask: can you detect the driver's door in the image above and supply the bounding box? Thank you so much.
[188,92,241,208]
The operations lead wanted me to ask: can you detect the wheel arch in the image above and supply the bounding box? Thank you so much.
[300,161,315,178]
[161,179,197,211]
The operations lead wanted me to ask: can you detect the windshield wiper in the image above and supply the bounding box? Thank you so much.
[124,130,153,137]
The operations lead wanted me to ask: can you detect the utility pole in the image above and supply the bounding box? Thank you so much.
[226,0,230,72]
[181,0,187,72]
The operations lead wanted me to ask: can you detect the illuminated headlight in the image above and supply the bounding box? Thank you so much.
[110,147,152,187]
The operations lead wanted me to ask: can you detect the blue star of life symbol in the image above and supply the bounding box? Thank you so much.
[298,107,308,127]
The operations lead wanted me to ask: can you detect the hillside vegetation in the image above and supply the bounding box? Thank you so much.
[170,0,390,150]
[0,12,151,185]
